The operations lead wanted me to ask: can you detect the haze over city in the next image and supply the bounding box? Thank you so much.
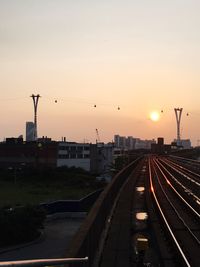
[1,0,200,145]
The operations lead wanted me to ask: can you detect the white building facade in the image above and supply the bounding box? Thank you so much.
[57,142,90,171]
[57,142,114,174]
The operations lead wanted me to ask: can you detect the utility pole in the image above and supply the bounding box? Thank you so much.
[174,108,183,146]
[31,94,41,141]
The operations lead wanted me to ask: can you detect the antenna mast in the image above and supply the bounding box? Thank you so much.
[174,108,183,146]
[31,94,41,141]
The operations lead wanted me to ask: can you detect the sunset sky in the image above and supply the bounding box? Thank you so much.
[1,0,200,145]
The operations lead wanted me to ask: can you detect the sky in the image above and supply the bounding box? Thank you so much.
[1,0,200,145]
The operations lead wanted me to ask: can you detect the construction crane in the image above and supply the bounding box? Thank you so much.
[96,129,100,143]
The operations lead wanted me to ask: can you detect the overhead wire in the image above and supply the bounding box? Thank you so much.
[41,94,122,110]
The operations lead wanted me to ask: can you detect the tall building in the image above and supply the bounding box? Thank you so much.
[126,136,136,149]
[26,122,35,141]
[114,134,156,150]
[114,135,120,148]
[114,135,126,148]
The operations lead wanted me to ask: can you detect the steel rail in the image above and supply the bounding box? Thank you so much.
[152,159,200,245]
[169,156,200,174]
[167,157,200,177]
[159,158,200,203]
[154,158,200,218]
[148,158,191,267]
[0,257,88,267]
[170,155,200,165]
[161,157,200,186]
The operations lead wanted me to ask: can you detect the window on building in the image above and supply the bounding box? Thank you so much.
[70,154,76,158]
[58,154,69,159]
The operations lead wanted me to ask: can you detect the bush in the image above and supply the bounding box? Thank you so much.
[0,205,46,247]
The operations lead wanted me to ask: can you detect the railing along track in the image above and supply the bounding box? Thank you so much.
[0,257,88,267]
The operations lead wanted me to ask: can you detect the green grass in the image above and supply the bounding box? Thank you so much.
[0,179,100,207]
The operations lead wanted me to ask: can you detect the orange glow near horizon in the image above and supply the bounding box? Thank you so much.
[0,1,200,145]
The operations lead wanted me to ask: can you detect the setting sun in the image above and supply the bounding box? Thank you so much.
[150,111,160,122]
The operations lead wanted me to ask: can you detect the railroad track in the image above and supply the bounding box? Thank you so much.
[148,156,200,267]
[155,157,200,212]
[169,155,200,174]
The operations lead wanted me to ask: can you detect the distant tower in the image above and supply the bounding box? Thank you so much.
[31,94,41,141]
[26,122,35,141]
[174,108,183,146]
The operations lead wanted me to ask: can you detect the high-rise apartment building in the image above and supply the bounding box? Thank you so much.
[114,134,156,150]
[26,122,35,141]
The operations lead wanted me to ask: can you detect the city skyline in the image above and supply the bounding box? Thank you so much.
[1,1,200,145]
[0,107,192,147]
